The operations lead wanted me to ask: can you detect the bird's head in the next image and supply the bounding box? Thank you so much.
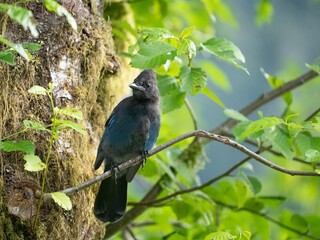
[129,69,159,101]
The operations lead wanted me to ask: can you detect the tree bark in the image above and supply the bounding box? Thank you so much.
[0,0,132,239]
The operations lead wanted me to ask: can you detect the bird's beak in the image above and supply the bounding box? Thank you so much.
[129,83,145,91]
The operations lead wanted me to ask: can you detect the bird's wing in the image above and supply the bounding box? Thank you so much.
[94,110,118,170]
[144,121,160,151]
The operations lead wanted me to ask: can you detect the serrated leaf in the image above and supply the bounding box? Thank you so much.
[0,51,15,65]
[157,75,186,113]
[241,117,284,138]
[23,154,46,171]
[55,119,86,135]
[271,127,294,160]
[180,66,207,95]
[224,108,248,122]
[233,121,251,142]
[205,232,237,240]
[51,192,72,210]
[28,85,47,95]
[295,133,311,156]
[179,26,196,39]
[306,56,320,74]
[201,87,225,108]
[54,107,83,120]
[177,39,196,59]
[201,37,248,74]
[255,0,273,27]
[43,0,77,31]
[0,140,35,154]
[131,41,176,68]
[261,68,292,106]
[0,4,39,37]
[23,120,47,131]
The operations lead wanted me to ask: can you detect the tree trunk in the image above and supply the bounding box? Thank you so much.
[0,0,133,239]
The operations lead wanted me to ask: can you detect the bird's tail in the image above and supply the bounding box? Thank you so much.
[94,175,127,223]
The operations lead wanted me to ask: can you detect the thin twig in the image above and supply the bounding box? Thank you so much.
[128,156,252,206]
[184,98,198,130]
[44,129,320,200]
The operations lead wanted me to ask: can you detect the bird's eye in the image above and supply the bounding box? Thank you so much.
[146,83,151,88]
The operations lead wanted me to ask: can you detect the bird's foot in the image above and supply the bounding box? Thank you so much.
[110,162,120,183]
[141,150,149,170]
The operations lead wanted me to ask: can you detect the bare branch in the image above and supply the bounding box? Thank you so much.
[44,129,319,201]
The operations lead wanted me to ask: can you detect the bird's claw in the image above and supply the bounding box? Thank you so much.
[111,162,120,183]
[141,150,149,170]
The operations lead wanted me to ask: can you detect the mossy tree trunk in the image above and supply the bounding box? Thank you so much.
[0,1,133,239]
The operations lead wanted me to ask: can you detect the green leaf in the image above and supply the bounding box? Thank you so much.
[131,41,176,68]
[0,35,31,61]
[171,200,192,219]
[199,60,231,91]
[54,107,83,120]
[241,117,284,138]
[23,120,47,131]
[205,231,236,240]
[235,179,248,208]
[22,43,42,52]
[255,0,274,27]
[0,4,39,37]
[0,140,35,154]
[306,56,320,74]
[224,108,248,122]
[241,231,252,240]
[295,133,311,156]
[179,26,196,39]
[304,149,320,163]
[244,197,264,212]
[201,38,248,74]
[261,68,292,106]
[23,154,46,171]
[51,192,72,210]
[180,66,207,95]
[54,119,86,135]
[271,127,294,160]
[233,121,250,142]
[28,85,47,95]
[247,176,262,195]
[201,0,238,27]
[0,50,15,65]
[177,39,196,59]
[43,0,77,31]
[201,87,225,108]
[290,214,308,233]
[138,27,175,41]
[157,75,186,113]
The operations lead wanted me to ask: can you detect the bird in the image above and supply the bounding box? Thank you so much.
[93,69,161,223]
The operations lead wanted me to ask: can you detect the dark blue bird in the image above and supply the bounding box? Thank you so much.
[93,69,161,223]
